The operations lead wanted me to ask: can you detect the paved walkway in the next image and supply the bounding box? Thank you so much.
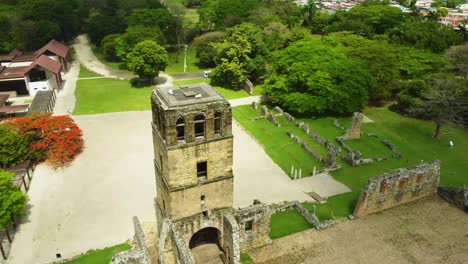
[53,62,80,115]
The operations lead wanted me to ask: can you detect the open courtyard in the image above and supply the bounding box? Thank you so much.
[7,109,350,263]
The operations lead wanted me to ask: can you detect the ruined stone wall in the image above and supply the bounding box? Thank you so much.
[223,214,241,264]
[171,227,195,264]
[172,208,233,247]
[270,201,334,230]
[354,161,440,217]
[235,203,271,250]
[110,217,152,264]
[438,186,468,213]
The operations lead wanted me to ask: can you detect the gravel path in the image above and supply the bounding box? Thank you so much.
[74,34,173,85]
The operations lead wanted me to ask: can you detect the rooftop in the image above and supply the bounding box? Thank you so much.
[155,83,227,108]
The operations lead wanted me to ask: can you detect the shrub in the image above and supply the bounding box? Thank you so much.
[3,114,84,168]
[0,126,34,168]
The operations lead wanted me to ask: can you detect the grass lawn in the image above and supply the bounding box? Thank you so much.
[241,253,255,264]
[60,243,131,264]
[173,78,263,100]
[269,209,313,239]
[232,105,324,178]
[74,78,152,115]
[165,47,208,73]
[235,106,468,218]
[78,65,102,78]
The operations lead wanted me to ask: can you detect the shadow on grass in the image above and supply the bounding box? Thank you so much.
[130,77,152,88]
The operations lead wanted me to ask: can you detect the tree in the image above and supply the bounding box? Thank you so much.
[325,32,447,102]
[100,34,120,61]
[0,127,34,169]
[115,26,164,60]
[211,34,252,88]
[325,4,406,37]
[409,76,468,138]
[264,38,371,115]
[388,18,462,53]
[126,40,168,83]
[0,170,28,241]
[192,31,226,68]
[85,12,126,45]
[125,8,177,44]
[3,114,84,168]
[446,43,468,79]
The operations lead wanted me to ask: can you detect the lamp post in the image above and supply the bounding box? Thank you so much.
[183,44,188,73]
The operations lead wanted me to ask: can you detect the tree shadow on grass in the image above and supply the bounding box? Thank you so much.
[130,77,152,88]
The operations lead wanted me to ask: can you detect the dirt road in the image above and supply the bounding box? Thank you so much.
[249,196,468,264]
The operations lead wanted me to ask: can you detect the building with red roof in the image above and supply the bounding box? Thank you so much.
[0,40,69,97]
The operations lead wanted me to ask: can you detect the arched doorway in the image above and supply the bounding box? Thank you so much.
[189,227,224,264]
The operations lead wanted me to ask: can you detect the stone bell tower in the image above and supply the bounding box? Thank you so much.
[151,83,238,263]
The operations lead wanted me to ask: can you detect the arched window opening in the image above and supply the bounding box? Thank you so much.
[176,118,185,140]
[214,112,221,135]
[379,180,387,193]
[194,114,205,138]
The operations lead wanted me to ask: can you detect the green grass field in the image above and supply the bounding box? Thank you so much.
[165,47,207,73]
[269,209,313,239]
[74,78,152,115]
[234,106,468,218]
[60,243,130,264]
[173,78,263,100]
[240,253,255,264]
[232,105,324,177]
[78,65,102,78]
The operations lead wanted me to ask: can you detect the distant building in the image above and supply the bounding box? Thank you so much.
[0,40,70,97]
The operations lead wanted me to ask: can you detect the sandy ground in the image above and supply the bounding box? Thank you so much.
[249,195,468,264]
[7,112,157,264]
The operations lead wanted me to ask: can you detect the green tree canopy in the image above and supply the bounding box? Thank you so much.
[115,26,164,60]
[325,4,406,37]
[0,127,33,169]
[408,75,468,138]
[446,43,468,79]
[388,18,463,53]
[0,170,28,229]
[100,34,120,61]
[126,40,168,82]
[264,38,371,115]
[325,32,447,102]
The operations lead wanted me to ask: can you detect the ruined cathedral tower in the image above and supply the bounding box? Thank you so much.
[151,83,238,263]
[112,83,271,264]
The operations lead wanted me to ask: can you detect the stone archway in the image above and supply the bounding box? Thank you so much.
[189,227,224,264]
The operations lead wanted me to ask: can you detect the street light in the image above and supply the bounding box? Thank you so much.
[183,44,188,73]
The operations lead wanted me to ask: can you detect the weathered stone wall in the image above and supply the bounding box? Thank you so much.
[270,201,334,230]
[223,214,241,264]
[162,177,234,223]
[235,203,271,251]
[110,217,152,264]
[438,186,468,213]
[172,208,233,247]
[156,132,234,189]
[171,227,195,264]
[343,112,363,140]
[354,161,440,217]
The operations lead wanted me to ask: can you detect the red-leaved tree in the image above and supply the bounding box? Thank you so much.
[3,114,84,167]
